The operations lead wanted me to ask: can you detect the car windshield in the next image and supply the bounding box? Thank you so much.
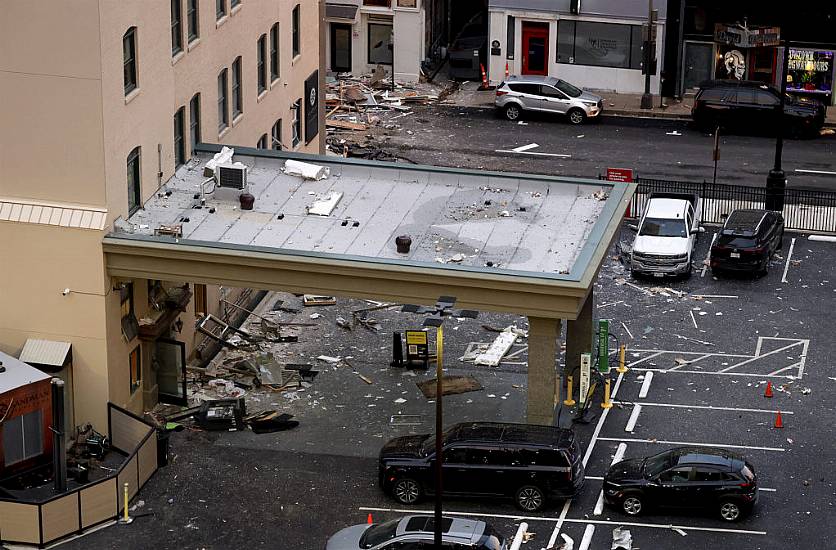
[717,235,756,248]
[359,519,400,549]
[639,218,687,237]
[555,79,582,98]
[420,427,457,456]
[643,452,671,478]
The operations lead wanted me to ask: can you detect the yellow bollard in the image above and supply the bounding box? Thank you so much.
[616,345,628,374]
[563,375,576,406]
[119,482,133,524]
[601,378,613,409]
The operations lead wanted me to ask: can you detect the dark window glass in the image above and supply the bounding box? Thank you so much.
[363,0,391,6]
[292,4,300,57]
[554,79,582,97]
[659,467,693,482]
[717,235,757,248]
[127,147,141,214]
[630,25,643,69]
[189,93,201,154]
[171,0,183,55]
[123,27,138,95]
[698,87,732,102]
[231,0,240,8]
[218,68,228,130]
[557,20,575,63]
[694,468,725,482]
[292,99,301,147]
[271,119,282,150]
[2,411,43,466]
[216,0,226,19]
[736,87,756,105]
[443,447,467,463]
[174,106,185,167]
[257,35,266,93]
[187,0,199,41]
[232,56,242,116]
[540,85,566,98]
[257,134,268,149]
[558,21,641,69]
[508,83,540,94]
[270,23,280,81]
[129,346,141,393]
[368,22,393,64]
[756,89,779,106]
[506,15,515,60]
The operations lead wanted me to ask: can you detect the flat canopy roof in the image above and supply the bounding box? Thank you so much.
[0,350,51,395]
[104,145,634,319]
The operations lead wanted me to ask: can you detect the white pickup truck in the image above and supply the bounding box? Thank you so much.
[629,192,704,278]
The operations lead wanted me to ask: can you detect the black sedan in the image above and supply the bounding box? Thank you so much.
[711,209,784,276]
[603,447,758,522]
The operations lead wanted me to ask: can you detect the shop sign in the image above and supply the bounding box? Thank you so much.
[787,49,834,96]
[606,167,633,183]
[714,24,780,48]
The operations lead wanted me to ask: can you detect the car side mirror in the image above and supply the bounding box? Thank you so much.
[628,224,638,231]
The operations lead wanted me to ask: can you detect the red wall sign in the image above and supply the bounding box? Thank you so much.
[606,167,634,183]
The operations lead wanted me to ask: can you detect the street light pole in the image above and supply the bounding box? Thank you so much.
[434,323,443,549]
[640,0,654,109]
[766,40,790,211]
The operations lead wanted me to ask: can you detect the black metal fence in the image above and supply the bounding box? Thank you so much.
[615,177,836,234]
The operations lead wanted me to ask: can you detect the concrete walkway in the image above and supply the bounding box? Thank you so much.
[442,80,836,127]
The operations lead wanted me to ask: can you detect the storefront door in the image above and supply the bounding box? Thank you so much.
[682,41,714,91]
[154,338,187,406]
[522,22,549,76]
[330,23,352,73]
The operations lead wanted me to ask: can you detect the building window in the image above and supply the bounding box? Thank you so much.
[270,23,280,81]
[257,35,267,94]
[216,0,226,20]
[120,282,139,341]
[363,0,391,6]
[291,99,301,147]
[194,283,207,316]
[189,93,201,154]
[257,134,268,149]
[231,0,240,8]
[123,27,138,95]
[292,4,300,58]
[174,106,185,167]
[507,16,515,60]
[218,68,228,131]
[557,20,643,70]
[129,346,141,394]
[368,22,393,65]
[127,147,141,215]
[171,0,183,55]
[187,0,199,42]
[232,56,243,117]
[271,119,282,150]
[2,410,43,467]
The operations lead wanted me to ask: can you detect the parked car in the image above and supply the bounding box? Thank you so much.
[629,192,704,279]
[448,13,487,81]
[378,422,584,512]
[326,515,506,550]
[691,80,826,137]
[711,209,784,276]
[495,76,603,124]
[603,447,758,522]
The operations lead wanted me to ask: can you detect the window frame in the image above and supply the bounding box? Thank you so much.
[127,147,142,215]
[2,410,44,467]
[194,283,207,316]
[123,27,138,95]
[174,106,186,167]
[232,56,243,117]
[230,0,240,8]
[271,119,282,150]
[189,93,201,155]
[257,34,267,94]
[129,346,142,394]
[216,0,227,20]
[291,99,301,147]
[292,4,301,58]
[270,23,280,82]
[257,134,268,149]
[187,0,200,42]
[368,22,394,65]
[171,0,183,56]
[557,20,643,70]
[218,68,229,131]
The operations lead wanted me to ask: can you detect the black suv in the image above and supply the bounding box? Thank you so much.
[692,80,825,137]
[379,422,584,512]
[603,447,758,522]
[711,209,784,276]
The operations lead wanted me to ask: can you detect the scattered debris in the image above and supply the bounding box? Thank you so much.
[357,373,373,385]
[611,527,633,549]
[475,326,526,366]
[306,192,344,216]
[282,159,330,180]
[417,375,483,399]
[304,295,337,306]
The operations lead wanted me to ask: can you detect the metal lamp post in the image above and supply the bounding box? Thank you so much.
[766,40,791,211]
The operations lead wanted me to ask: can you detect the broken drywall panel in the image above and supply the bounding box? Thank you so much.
[283,159,330,180]
[306,192,344,216]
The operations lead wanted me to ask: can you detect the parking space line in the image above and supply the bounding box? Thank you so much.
[717,341,804,373]
[638,371,654,398]
[667,353,713,371]
[594,443,627,515]
[494,148,572,158]
[781,237,796,284]
[578,525,595,550]
[625,404,642,431]
[628,351,665,368]
[632,367,798,379]
[597,437,785,452]
[612,400,793,415]
[358,507,768,536]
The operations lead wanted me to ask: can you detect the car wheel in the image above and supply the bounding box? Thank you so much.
[621,492,644,516]
[504,104,522,121]
[515,485,546,512]
[719,499,742,522]
[392,478,421,505]
[567,108,586,125]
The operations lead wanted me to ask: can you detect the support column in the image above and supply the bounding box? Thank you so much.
[565,290,594,380]
[526,317,561,425]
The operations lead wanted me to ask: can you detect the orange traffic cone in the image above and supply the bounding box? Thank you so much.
[479,64,489,90]
[764,381,773,398]
[367,513,374,524]
[505,62,510,79]
[774,410,783,429]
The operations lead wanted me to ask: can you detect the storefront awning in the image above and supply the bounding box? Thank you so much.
[326,2,358,21]
[19,339,72,373]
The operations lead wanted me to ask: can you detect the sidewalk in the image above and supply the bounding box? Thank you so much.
[443,81,836,127]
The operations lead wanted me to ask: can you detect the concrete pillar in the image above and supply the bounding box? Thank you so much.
[526,317,561,425]
[565,290,594,380]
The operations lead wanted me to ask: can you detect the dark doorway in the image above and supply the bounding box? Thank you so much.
[330,23,352,73]
[154,338,187,406]
[522,22,549,75]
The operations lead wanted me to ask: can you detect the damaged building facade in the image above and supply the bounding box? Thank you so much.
[0,0,324,432]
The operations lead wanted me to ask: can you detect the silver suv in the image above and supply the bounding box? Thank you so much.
[495,75,603,125]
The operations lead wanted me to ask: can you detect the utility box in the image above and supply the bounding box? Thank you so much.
[597,319,610,373]
[579,353,591,405]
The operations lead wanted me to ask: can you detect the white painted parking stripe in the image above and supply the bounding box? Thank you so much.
[781,237,796,284]
[701,232,717,277]
[628,351,665,368]
[717,340,803,373]
[625,404,642,431]
[632,367,798,379]
[578,525,595,550]
[598,437,785,452]
[358,507,768,536]
[594,443,627,515]
[638,371,654,398]
[494,149,572,158]
[583,476,776,492]
[794,168,836,176]
[612,400,793,415]
[511,142,540,153]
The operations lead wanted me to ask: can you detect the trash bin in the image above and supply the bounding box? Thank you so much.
[157,429,171,467]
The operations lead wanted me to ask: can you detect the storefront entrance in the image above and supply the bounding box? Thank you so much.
[330,23,352,73]
[682,41,714,91]
[522,22,549,75]
[154,338,187,406]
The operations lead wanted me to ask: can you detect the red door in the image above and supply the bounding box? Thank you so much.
[522,22,549,75]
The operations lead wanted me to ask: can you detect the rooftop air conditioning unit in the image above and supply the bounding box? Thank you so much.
[215,163,248,189]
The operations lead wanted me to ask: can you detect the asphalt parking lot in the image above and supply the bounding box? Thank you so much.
[60,228,836,550]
